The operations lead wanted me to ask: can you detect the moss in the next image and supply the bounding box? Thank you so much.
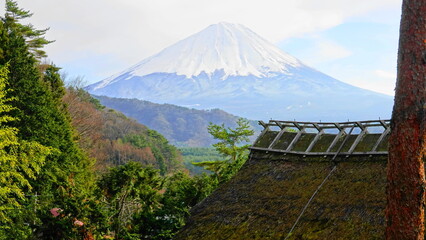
[175,153,387,240]
[376,134,389,152]
[353,134,380,152]
[289,161,386,239]
[292,134,316,151]
[330,135,357,152]
[253,131,279,148]
[274,132,297,150]
[310,134,336,152]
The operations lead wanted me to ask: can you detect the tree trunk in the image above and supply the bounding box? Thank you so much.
[386,0,426,239]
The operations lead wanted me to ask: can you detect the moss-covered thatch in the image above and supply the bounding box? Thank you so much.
[175,153,388,239]
[175,121,390,239]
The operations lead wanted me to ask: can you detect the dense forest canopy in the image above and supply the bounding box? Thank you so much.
[0,1,253,238]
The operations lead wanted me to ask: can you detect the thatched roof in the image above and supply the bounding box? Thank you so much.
[175,120,389,240]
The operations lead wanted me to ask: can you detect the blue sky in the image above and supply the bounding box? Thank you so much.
[279,10,400,95]
[4,0,402,95]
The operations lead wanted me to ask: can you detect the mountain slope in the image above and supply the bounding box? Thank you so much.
[94,95,262,147]
[86,22,393,121]
[64,88,183,174]
[93,22,302,84]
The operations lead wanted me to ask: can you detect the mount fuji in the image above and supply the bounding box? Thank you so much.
[86,22,393,121]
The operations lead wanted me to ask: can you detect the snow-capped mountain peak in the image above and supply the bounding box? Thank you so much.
[96,22,303,89]
[87,22,392,121]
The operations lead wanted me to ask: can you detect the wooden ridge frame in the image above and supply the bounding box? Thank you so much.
[251,119,391,156]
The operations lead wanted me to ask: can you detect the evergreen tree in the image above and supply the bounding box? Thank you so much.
[194,118,254,183]
[4,0,53,60]
[0,2,96,238]
[0,64,52,238]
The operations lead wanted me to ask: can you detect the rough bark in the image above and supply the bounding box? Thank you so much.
[386,0,426,239]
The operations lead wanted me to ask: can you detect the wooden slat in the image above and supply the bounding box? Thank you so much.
[348,128,368,153]
[379,120,389,129]
[306,130,324,152]
[258,120,268,129]
[254,121,270,146]
[355,121,366,131]
[268,128,286,149]
[249,146,388,156]
[269,119,390,129]
[372,127,391,151]
[252,119,390,156]
[312,123,322,132]
[286,129,304,151]
[332,125,356,160]
[326,129,346,153]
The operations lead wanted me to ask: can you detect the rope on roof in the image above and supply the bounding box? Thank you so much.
[284,125,356,239]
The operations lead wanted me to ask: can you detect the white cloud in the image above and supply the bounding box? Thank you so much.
[333,68,396,96]
[9,0,400,63]
[0,0,401,84]
[321,41,352,58]
[282,36,353,66]
[316,40,353,62]
[374,69,397,80]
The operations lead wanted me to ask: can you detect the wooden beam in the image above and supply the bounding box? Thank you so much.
[332,125,356,160]
[253,120,391,155]
[270,120,389,130]
[272,121,287,130]
[249,146,388,156]
[306,130,324,152]
[326,128,346,153]
[380,119,390,129]
[372,127,391,152]
[293,122,303,131]
[252,121,271,147]
[348,127,368,153]
[286,128,305,151]
[268,128,287,149]
[356,121,366,131]
[312,123,322,132]
[258,120,268,129]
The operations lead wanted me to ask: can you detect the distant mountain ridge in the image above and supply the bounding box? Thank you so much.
[87,22,393,121]
[94,95,262,147]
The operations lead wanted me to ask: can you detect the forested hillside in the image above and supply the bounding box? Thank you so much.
[0,1,255,239]
[94,95,262,147]
[64,87,183,174]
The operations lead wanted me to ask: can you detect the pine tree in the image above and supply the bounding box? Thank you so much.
[386,0,426,238]
[4,0,53,60]
[0,2,96,237]
[0,64,52,237]
[1,0,94,189]
[194,118,254,183]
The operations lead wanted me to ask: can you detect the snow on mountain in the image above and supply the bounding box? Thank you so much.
[86,22,393,121]
[95,22,302,90]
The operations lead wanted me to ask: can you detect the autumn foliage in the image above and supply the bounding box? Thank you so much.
[63,87,183,174]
